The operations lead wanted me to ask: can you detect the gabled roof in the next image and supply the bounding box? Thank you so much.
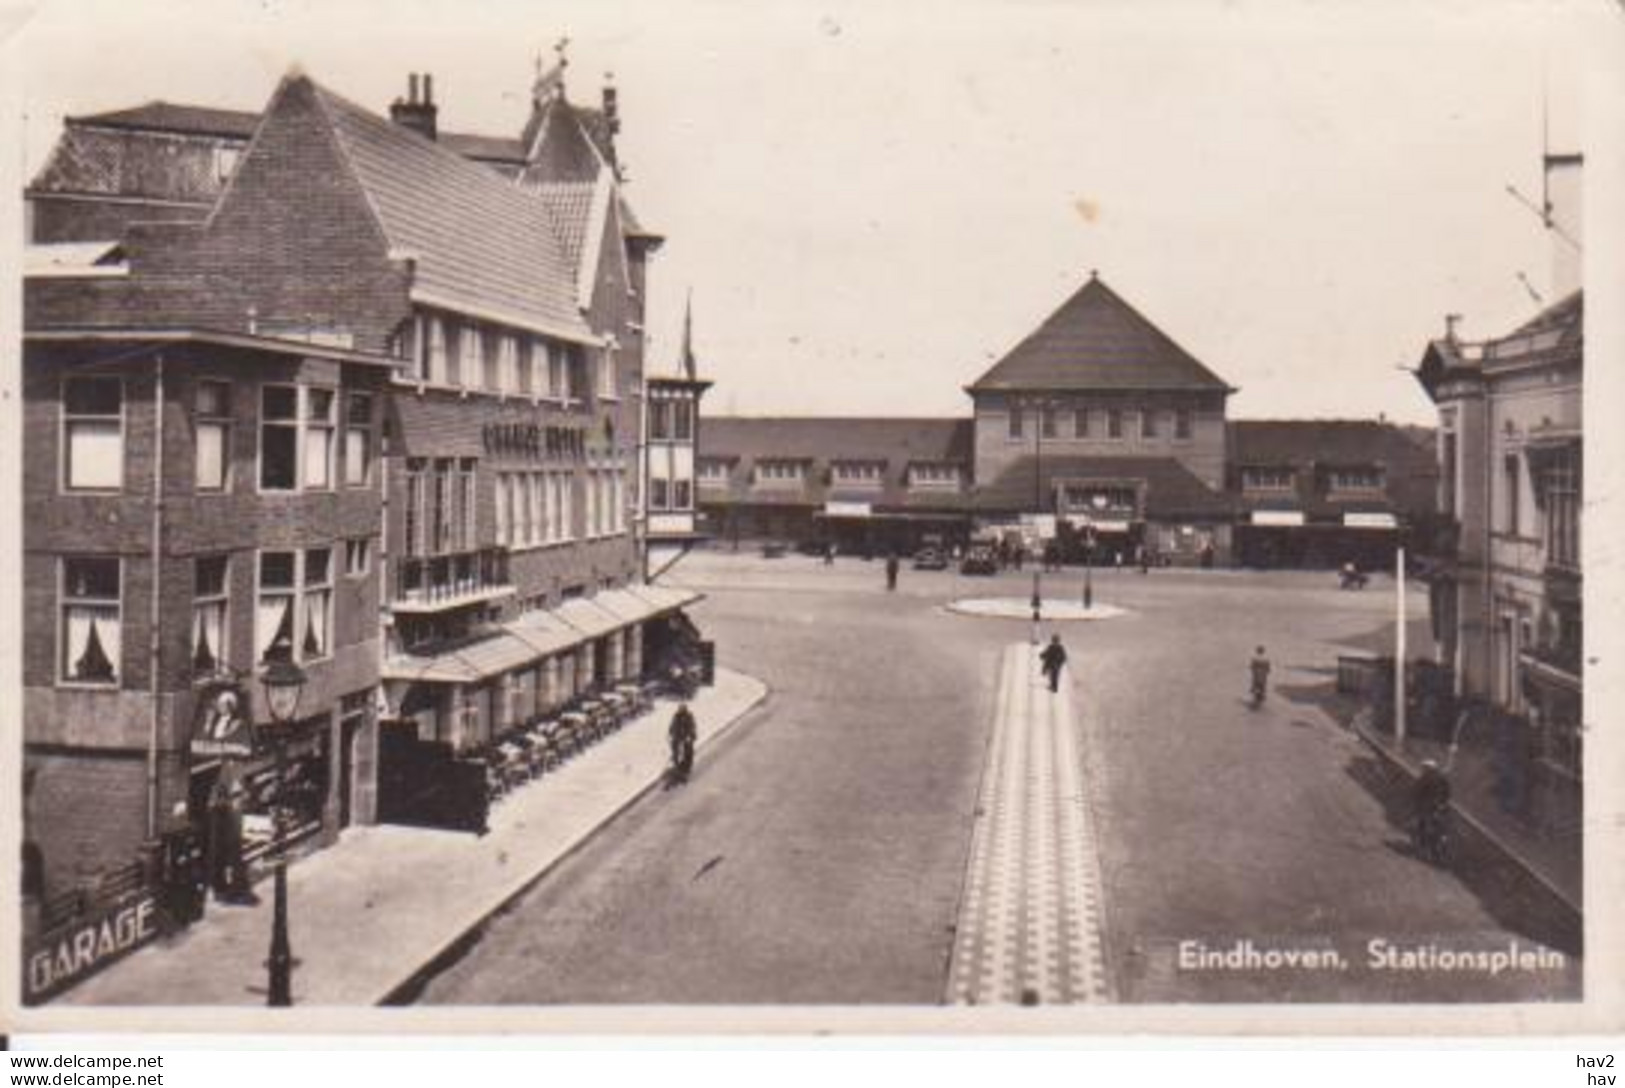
[969,274,1232,394]
[975,455,1233,518]
[303,77,592,341]
[1228,420,1430,466]
[69,99,527,164]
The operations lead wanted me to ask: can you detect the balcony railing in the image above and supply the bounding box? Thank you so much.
[393,547,515,614]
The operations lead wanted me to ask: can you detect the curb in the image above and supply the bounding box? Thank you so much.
[1352,726,1581,919]
[375,676,770,1006]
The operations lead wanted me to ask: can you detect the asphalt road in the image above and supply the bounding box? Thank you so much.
[417,551,1581,1005]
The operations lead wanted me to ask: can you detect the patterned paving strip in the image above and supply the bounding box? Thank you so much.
[948,642,1111,1005]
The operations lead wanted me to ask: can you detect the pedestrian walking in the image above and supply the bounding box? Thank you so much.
[823,541,836,566]
[668,702,698,785]
[885,552,900,591]
[1039,634,1068,694]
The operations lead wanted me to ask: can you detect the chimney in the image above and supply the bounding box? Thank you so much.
[389,71,438,141]
[1444,313,1462,344]
[600,74,622,170]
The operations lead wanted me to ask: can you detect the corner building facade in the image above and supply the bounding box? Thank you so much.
[21,63,699,910]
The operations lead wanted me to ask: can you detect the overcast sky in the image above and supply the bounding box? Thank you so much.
[8,0,1611,424]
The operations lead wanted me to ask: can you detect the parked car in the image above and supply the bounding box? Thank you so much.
[960,545,998,575]
[760,541,789,559]
[913,546,949,571]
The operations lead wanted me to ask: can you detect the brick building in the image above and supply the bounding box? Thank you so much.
[697,273,1432,566]
[697,418,974,556]
[22,62,700,908]
[1411,149,1583,834]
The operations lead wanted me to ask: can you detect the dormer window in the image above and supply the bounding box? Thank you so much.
[754,461,805,487]
[698,460,731,485]
[831,461,884,488]
[1327,467,1384,493]
[1242,467,1295,492]
[909,464,961,490]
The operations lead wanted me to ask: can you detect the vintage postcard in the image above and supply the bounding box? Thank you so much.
[2,0,1621,1039]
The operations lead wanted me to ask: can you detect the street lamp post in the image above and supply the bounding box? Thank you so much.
[259,643,307,1008]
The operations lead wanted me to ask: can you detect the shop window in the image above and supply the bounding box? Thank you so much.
[62,377,124,491]
[195,381,232,491]
[192,555,229,675]
[60,556,121,685]
[344,393,373,487]
[260,385,298,490]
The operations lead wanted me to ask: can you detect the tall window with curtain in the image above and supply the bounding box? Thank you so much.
[192,555,229,675]
[303,388,336,490]
[60,556,121,685]
[344,392,373,487]
[257,551,297,664]
[302,547,332,660]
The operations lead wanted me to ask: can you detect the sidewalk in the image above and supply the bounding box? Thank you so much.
[59,669,768,1007]
[1353,719,1581,917]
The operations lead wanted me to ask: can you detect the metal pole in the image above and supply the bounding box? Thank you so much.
[145,353,166,842]
[1084,545,1093,610]
[1395,545,1408,747]
[267,733,293,1006]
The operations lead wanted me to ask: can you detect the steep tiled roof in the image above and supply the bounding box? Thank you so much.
[970,275,1231,393]
[1229,420,1426,465]
[975,455,1233,518]
[1228,420,1438,520]
[701,417,973,465]
[528,180,597,278]
[697,417,975,511]
[70,99,527,163]
[72,101,261,139]
[308,79,591,340]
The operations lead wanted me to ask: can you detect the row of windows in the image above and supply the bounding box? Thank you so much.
[58,546,372,687]
[1238,466,1385,492]
[61,377,375,495]
[648,477,693,511]
[648,400,694,442]
[708,461,965,489]
[1501,447,1581,565]
[415,314,612,400]
[403,459,478,558]
[1008,406,1195,442]
[493,470,576,548]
